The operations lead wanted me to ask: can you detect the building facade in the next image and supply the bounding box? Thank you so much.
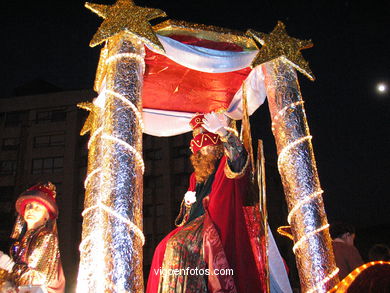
[0,90,195,291]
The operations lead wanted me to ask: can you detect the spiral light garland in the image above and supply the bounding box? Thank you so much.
[77,34,145,293]
[263,58,339,292]
[328,261,390,293]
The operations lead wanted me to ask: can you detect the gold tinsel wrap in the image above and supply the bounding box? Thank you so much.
[263,59,339,293]
[77,33,145,293]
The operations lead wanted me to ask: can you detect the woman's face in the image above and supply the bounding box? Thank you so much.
[24,202,49,228]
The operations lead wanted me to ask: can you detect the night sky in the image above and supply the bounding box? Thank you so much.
[3,0,389,248]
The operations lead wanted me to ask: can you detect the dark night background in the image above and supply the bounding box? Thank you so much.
[2,0,389,282]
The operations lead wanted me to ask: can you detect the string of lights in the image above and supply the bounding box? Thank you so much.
[271,100,304,131]
[83,167,102,189]
[287,190,324,224]
[101,134,145,173]
[293,224,330,253]
[328,261,390,292]
[105,89,145,131]
[106,52,146,74]
[306,268,340,293]
[87,126,103,149]
[277,135,312,174]
[80,202,145,245]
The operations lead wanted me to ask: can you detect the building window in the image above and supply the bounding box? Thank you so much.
[2,138,19,151]
[35,108,67,124]
[31,157,63,174]
[172,145,191,158]
[144,204,154,217]
[0,160,17,175]
[5,111,24,127]
[0,186,14,235]
[33,133,65,148]
[144,175,163,189]
[144,148,162,160]
[52,182,63,196]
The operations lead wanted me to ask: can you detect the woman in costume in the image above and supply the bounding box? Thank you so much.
[0,182,65,293]
[147,112,264,292]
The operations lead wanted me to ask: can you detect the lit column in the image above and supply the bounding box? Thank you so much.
[77,1,165,291]
[77,33,145,292]
[263,58,339,293]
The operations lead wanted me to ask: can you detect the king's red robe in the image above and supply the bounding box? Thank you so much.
[146,156,263,292]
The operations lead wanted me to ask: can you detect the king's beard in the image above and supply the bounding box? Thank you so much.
[190,145,224,183]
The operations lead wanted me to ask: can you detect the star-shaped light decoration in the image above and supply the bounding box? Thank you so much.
[247,21,315,81]
[86,0,167,52]
[78,102,96,136]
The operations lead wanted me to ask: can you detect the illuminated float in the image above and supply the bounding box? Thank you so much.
[76,1,339,292]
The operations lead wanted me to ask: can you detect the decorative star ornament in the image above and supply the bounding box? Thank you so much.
[86,0,167,52]
[247,21,315,81]
[78,102,96,136]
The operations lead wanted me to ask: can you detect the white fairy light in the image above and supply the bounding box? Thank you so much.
[101,134,145,173]
[306,268,339,293]
[105,89,145,132]
[84,167,102,189]
[277,135,312,171]
[271,101,304,131]
[287,190,324,224]
[88,127,103,149]
[106,53,145,74]
[293,224,329,253]
[98,202,145,245]
[80,203,145,246]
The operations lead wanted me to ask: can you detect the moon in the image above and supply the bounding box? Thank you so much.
[376,83,387,94]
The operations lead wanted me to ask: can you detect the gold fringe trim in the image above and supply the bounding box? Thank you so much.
[174,199,193,227]
[224,153,249,179]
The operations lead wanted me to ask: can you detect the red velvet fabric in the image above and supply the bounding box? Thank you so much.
[146,227,183,293]
[146,157,262,292]
[206,156,262,292]
[203,198,237,292]
[243,206,268,292]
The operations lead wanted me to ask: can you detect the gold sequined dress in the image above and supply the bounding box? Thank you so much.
[9,224,65,293]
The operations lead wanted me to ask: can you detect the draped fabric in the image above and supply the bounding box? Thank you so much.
[92,34,266,136]
[143,47,252,114]
[152,35,258,73]
[203,198,238,293]
[205,157,262,292]
[90,33,267,137]
[159,216,207,293]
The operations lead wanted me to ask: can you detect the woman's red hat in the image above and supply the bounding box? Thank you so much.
[15,182,59,219]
